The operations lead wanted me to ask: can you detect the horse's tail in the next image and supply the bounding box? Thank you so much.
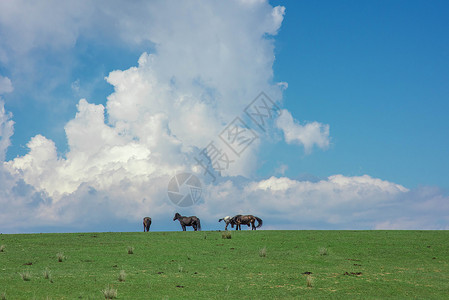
[218,218,223,222]
[255,216,263,228]
[197,218,202,231]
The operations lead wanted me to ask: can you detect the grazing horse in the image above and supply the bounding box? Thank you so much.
[231,215,262,230]
[143,217,152,232]
[173,213,201,231]
[218,216,233,230]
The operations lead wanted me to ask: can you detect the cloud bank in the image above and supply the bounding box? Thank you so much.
[0,1,448,233]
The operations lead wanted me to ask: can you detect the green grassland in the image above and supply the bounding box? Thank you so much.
[0,230,448,299]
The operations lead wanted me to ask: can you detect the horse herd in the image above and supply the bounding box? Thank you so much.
[142,213,263,232]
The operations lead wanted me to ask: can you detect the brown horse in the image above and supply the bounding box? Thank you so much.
[173,213,201,231]
[231,215,262,230]
[143,217,152,232]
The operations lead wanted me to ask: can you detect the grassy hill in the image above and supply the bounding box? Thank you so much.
[0,230,448,299]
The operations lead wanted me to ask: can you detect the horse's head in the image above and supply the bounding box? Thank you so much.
[219,216,231,223]
[173,213,180,221]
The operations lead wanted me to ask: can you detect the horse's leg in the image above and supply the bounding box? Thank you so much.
[182,224,186,231]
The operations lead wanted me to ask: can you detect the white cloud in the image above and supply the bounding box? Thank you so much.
[0,76,13,94]
[0,100,14,161]
[1,1,289,232]
[374,186,449,230]
[1,1,446,233]
[0,1,95,57]
[276,109,330,153]
[0,1,93,100]
[199,175,449,230]
[270,5,286,35]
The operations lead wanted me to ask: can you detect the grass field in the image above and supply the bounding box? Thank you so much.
[1,230,448,299]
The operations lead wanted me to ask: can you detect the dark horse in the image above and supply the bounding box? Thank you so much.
[173,213,201,231]
[143,217,152,232]
[231,215,262,230]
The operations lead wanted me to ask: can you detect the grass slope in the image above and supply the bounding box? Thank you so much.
[0,230,448,299]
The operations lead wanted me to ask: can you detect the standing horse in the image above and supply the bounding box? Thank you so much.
[229,214,241,230]
[173,213,201,231]
[218,216,233,230]
[231,215,262,230]
[143,217,152,232]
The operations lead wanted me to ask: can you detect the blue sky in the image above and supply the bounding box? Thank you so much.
[267,0,449,189]
[0,0,448,233]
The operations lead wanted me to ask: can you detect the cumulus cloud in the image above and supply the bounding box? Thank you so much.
[0,1,285,102]
[6,0,287,198]
[0,1,290,232]
[276,109,330,153]
[1,1,446,233]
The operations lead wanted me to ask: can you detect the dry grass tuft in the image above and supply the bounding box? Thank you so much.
[56,252,66,262]
[118,270,126,282]
[222,231,232,239]
[102,285,117,299]
[259,246,267,258]
[43,268,51,281]
[19,271,31,281]
[306,275,313,287]
[319,247,328,256]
